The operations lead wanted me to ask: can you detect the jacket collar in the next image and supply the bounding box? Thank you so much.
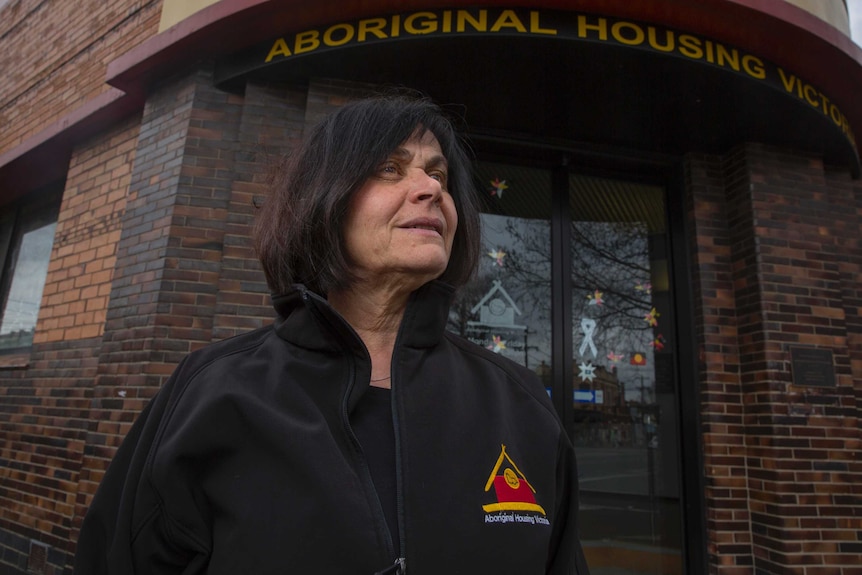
[271,280,456,352]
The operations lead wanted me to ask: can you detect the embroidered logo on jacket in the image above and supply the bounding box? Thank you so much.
[482,445,549,526]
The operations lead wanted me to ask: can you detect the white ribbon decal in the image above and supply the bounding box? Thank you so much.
[579,318,597,357]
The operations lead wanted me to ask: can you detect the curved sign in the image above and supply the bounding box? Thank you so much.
[215,8,857,154]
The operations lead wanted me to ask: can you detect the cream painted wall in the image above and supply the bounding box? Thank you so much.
[159,0,220,31]
[157,0,851,36]
[788,0,850,34]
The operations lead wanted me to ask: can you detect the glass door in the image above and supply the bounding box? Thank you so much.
[568,174,682,575]
[451,155,684,575]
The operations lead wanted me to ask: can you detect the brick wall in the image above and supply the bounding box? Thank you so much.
[0,0,161,156]
[690,144,862,574]
[209,82,305,341]
[0,115,139,575]
[34,117,139,345]
[686,151,751,573]
[206,78,377,340]
[0,66,349,574]
[0,338,103,575]
[70,70,247,547]
[65,71,330,573]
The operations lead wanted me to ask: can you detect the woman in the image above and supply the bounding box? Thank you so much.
[75,96,589,574]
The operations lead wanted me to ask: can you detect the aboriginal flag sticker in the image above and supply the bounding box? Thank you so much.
[482,445,549,526]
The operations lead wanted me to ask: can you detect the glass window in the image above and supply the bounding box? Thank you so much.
[449,157,684,574]
[0,192,61,354]
[450,161,552,380]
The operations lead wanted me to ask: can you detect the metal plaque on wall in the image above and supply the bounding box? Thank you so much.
[789,347,835,388]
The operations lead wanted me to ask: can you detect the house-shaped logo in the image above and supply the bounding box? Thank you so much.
[470,280,525,329]
[482,445,546,515]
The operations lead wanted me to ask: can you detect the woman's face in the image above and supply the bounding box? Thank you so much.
[342,131,458,289]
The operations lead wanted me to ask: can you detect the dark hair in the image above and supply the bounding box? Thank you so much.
[254,95,481,296]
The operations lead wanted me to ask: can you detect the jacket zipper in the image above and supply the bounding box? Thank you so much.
[341,355,400,565]
[390,316,410,573]
[374,557,406,575]
[390,378,407,573]
[302,291,400,567]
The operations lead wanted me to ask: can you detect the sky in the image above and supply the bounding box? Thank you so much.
[850,0,862,45]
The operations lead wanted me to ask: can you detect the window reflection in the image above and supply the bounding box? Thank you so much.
[449,162,552,375]
[448,160,684,574]
[0,199,59,353]
[570,174,681,575]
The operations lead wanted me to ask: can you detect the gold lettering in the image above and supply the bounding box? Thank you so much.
[803,84,819,107]
[457,10,487,32]
[358,18,388,41]
[404,12,437,34]
[490,10,526,32]
[716,45,739,70]
[611,21,644,46]
[818,93,830,115]
[442,10,452,33]
[323,23,354,46]
[704,40,714,63]
[777,68,796,92]
[294,30,320,54]
[647,27,673,51]
[530,11,557,35]
[830,103,842,126]
[391,15,400,37]
[742,55,765,79]
[578,15,608,40]
[265,37,291,62]
[678,35,703,59]
[843,118,856,147]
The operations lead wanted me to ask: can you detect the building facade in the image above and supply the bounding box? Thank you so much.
[1,1,861,574]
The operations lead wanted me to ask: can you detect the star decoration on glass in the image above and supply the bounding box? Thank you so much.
[490,177,509,198]
[635,281,652,295]
[487,335,507,353]
[587,289,604,306]
[578,362,597,382]
[650,334,666,351]
[607,351,625,363]
[487,249,507,267]
[644,307,660,327]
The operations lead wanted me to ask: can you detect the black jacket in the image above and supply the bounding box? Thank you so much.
[75,281,589,574]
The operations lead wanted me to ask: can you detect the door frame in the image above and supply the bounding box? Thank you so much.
[470,132,707,575]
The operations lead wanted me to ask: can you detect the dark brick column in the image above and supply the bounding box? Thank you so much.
[65,75,380,571]
[70,66,244,551]
[209,77,377,340]
[729,145,860,574]
[686,152,752,575]
[210,83,308,340]
[692,144,862,574]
